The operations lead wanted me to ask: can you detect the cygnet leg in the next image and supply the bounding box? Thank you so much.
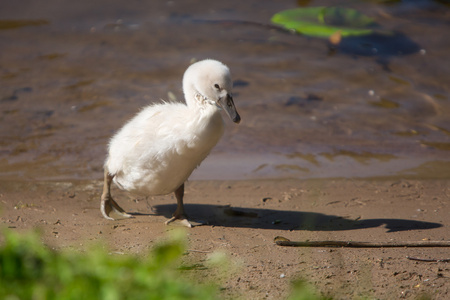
[165,183,192,228]
[100,168,132,220]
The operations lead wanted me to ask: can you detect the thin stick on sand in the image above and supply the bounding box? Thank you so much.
[406,257,450,263]
[274,236,450,248]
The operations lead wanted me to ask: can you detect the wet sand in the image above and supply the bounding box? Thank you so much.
[1,0,450,299]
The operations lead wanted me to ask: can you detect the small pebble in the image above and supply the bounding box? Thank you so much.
[280,273,286,278]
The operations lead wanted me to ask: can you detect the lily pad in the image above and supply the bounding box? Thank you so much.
[271,7,391,38]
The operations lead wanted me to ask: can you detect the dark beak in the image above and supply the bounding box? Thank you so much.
[220,94,241,124]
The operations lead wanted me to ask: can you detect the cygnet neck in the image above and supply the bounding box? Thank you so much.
[183,82,215,111]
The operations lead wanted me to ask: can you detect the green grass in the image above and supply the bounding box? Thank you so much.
[0,230,217,300]
[0,229,327,300]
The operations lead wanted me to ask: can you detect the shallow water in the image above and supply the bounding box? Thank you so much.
[1,0,449,181]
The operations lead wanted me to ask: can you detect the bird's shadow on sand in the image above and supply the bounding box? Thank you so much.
[144,204,442,232]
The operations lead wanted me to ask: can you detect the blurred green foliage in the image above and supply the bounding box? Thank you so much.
[0,230,216,300]
[0,229,327,300]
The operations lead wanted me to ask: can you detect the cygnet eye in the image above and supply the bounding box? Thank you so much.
[214,84,220,90]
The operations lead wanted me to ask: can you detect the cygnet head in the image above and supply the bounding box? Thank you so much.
[183,59,240,123]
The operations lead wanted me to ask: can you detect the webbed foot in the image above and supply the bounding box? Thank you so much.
[101,196,133,220]
[165,216,193,227]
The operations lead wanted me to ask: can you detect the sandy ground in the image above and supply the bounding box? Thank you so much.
[1,178,449,299]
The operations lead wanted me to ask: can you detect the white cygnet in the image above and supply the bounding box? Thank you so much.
[100,59,240,227]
